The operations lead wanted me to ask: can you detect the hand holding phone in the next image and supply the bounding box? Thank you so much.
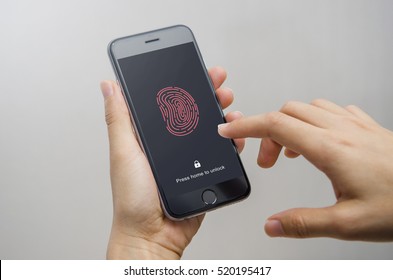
[101,67,244,259]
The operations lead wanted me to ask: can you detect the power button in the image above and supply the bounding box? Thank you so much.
[202,190,217,205]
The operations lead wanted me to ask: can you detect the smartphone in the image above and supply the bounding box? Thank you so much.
[107,25,250,220]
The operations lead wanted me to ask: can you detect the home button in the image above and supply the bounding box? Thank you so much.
[202,190,217,205]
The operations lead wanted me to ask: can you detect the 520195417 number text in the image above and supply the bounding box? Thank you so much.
[217,266,271,276]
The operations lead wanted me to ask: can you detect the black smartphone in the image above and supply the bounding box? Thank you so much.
[107,25,250,220]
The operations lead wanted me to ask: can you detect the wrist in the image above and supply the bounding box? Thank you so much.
[107,227,182,260]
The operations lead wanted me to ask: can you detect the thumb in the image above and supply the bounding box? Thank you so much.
[100,80,141,162]
[264,207,337,238]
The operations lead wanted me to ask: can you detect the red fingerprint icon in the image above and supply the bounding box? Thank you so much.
[156,86,199,136]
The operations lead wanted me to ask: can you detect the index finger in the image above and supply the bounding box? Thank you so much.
[218,112,326,159]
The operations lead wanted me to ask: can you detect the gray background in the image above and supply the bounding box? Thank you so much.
[1,0,393,259]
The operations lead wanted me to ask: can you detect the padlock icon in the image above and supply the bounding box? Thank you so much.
[194,160,201,168]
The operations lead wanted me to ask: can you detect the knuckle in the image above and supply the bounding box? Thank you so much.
[310,98,328,107]
[264,112,285,137]
[105,111,117,126]
[345,104,358,111]
[265,111,285,126]
[287,213,310,238]
[280,100,298,114]
[341,115,370,130]
[105,107,130,127]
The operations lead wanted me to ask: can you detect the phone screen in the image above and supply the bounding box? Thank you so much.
[116,41,248,217]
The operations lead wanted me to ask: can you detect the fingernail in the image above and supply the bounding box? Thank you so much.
[217,123,229,136]
[100,81,113,99]
[265,219,284,237]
